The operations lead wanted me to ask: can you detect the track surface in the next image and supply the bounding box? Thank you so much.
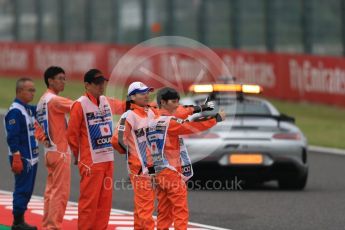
[1,115,345,229]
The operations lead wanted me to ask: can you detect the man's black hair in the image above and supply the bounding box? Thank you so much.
[156,87,180,108]
[44,66,65,87]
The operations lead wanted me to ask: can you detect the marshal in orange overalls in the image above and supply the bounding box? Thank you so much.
[151,109,218,230]
[36,89,73,230]
[112,103,157,230]
[68,93,124,230]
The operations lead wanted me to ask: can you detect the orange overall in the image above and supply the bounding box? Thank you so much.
[150,105,193,229]
[67,93,124,230]
[112,104,158,230]
[153,109,217,230]
[36,89,73,230]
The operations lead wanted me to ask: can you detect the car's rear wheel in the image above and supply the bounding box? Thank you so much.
[278,170,308,190]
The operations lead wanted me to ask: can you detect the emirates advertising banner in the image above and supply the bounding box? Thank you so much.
[0,41,345,107]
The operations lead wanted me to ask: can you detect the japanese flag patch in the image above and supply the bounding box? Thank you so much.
[100,124,111,136]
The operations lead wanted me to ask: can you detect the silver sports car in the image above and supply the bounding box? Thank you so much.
[180,83,308,190]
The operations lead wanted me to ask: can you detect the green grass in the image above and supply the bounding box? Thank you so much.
[0,225,10,230]
[269,98,345,149]
[0,76,128,108]
[1,76,345,149]
[0,76,85,108]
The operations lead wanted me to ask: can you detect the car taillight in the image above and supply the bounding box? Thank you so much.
[185,133,220,139]
[272,133,301,140]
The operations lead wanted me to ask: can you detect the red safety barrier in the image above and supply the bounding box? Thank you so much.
[0,41,345,107]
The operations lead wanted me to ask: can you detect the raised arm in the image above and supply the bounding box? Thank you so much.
[107,97,126,115]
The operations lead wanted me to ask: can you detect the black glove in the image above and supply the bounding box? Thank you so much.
[215,113,224,122]
[193,97,215,113]
[201,101,215,111]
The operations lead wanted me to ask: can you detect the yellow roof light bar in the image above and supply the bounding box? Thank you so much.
[189,84,262,94]
[242,84,262,94]
[189,84,213,93]
[213,84,242,92]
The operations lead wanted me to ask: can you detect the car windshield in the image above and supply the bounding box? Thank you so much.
[197,95,272,115]
[220,100,271,115]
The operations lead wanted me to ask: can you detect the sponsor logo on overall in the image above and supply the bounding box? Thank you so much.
[96,136,111,145]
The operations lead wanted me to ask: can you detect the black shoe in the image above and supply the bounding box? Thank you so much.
[11,222,37,230]
[12,213,37,230]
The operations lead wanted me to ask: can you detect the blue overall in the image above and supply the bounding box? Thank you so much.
[4,98,38,216]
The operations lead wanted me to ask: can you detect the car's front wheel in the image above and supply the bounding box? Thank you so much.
[278,170,308,190]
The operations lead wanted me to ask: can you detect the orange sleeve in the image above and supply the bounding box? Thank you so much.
[167,117,217,136]
[174,105,194,119]
[148,101,157,107]
[67,101,83,160]
[111,135,125,154]
[107,97,126,115]
[34,121,47,142]
[50,96,73,114]
[111,119,131,154]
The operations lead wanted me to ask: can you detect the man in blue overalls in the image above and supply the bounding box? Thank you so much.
[4,78,39,230]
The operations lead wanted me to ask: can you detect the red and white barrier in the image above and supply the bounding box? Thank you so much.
[0,41,345,107]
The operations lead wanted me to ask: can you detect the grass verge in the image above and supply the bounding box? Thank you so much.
[1,76,345,149]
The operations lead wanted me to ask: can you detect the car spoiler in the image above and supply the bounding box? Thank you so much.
[231,114,296,127]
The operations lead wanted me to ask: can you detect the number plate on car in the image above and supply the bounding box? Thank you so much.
[229,154,263,164]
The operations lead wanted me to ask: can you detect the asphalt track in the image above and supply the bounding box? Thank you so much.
[1,114,345,230]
